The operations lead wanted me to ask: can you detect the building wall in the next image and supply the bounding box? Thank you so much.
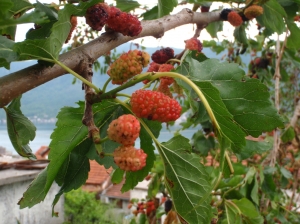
[0,174,64,224]
[130,188,148,201]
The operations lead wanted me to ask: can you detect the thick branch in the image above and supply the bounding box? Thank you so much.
[0,9,221,108]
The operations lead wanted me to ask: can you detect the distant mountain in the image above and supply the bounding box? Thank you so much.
[0,43,223,120]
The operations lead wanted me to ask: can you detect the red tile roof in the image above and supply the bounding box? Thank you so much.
[104,180,130,200]
[85,160,112,185]
[35,146,50,160]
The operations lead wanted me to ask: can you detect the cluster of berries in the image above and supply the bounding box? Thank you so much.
[113,145,147,171]
[85,3,142,36]
[130,199,158,216]
[107,49,150,84]
[145,47,175,85]
[107,114,147,171]
[146,49,176,97]
[184,38,203,52]
[220,4,264,27]
[130,89,182,123]
[129,197,167,219]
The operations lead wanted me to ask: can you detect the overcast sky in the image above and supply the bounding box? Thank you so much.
[17,0,257,48]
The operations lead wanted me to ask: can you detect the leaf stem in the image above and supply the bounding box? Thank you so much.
[225,151,234,174]
[213,172,223,191]
[223,181,245,199]
[102,78,112,93]
[150,72,221,132]
[225,200,242,214]
[99,136,109,144]
[93,73,152,102]
[116,93,131,98]
[54,59,101,93]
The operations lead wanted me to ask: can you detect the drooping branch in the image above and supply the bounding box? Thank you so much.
[0,9,221,108]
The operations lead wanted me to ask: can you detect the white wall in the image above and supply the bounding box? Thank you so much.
[0,172,64,224]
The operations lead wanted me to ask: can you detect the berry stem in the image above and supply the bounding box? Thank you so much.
[54,59,101,93]
[95,143,103,154]
[93,73,152,101]
[167,59,181,64]
[150,72,221,132]
[102,77,112,93]
[99,136,109,144]
[116,93,131,98]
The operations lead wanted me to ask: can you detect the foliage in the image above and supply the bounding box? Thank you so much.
[1,0,300,223]
[64,188,115,224]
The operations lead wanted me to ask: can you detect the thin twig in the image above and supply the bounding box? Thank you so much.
[269,32,288,167]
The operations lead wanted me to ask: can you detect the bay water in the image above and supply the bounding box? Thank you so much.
[0,124,197,155]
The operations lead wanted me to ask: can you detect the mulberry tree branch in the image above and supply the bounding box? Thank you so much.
[0,9,221,108]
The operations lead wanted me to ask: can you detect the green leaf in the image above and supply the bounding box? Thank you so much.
[206,21,223,38]
[52,139,91,215]
[87,104,123,169]
[5,96,36,159]
[284,48,300,67]
[262,173,276,199]
[224,200,243,224]
[158,0,177,18]
[121,119,161,192]
[147,173,160,198]
[192,131,215,156]
[280,167,292,179]
[10,0,32,15]
[46,102,88,192]
[282,2,298,20]
[277,0,298,6]
[0,8,48,30]
[232,198,264,223]
[0,0,14,16]
[218,175,244,189]
[186,80,246,149]
[234,24,248,45]
[238,139,272,160]
[0,35,19,69]
[14,0,102,61]
[250,177,259,205]
[159,135,212,223]
[286,21,300,49]
[141,6,158,20]
[0,0,32,40]
[116,0,140,12]
[183,56,284,138]
[26,2,58,40]
[45,100,119,204]
[54,139,91,187]
[18,168,48,208]
[281,126,295,143]
[244,167,256,184]
[111,168,124,184]
[138,213,147,224]
[256,0,286,35]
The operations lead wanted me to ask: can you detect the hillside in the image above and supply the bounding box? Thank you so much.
[0,44,222,121]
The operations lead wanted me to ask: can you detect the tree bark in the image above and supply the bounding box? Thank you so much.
[0,9,221,108]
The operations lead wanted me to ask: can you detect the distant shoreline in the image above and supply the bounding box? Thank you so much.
[0,119,57,125]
